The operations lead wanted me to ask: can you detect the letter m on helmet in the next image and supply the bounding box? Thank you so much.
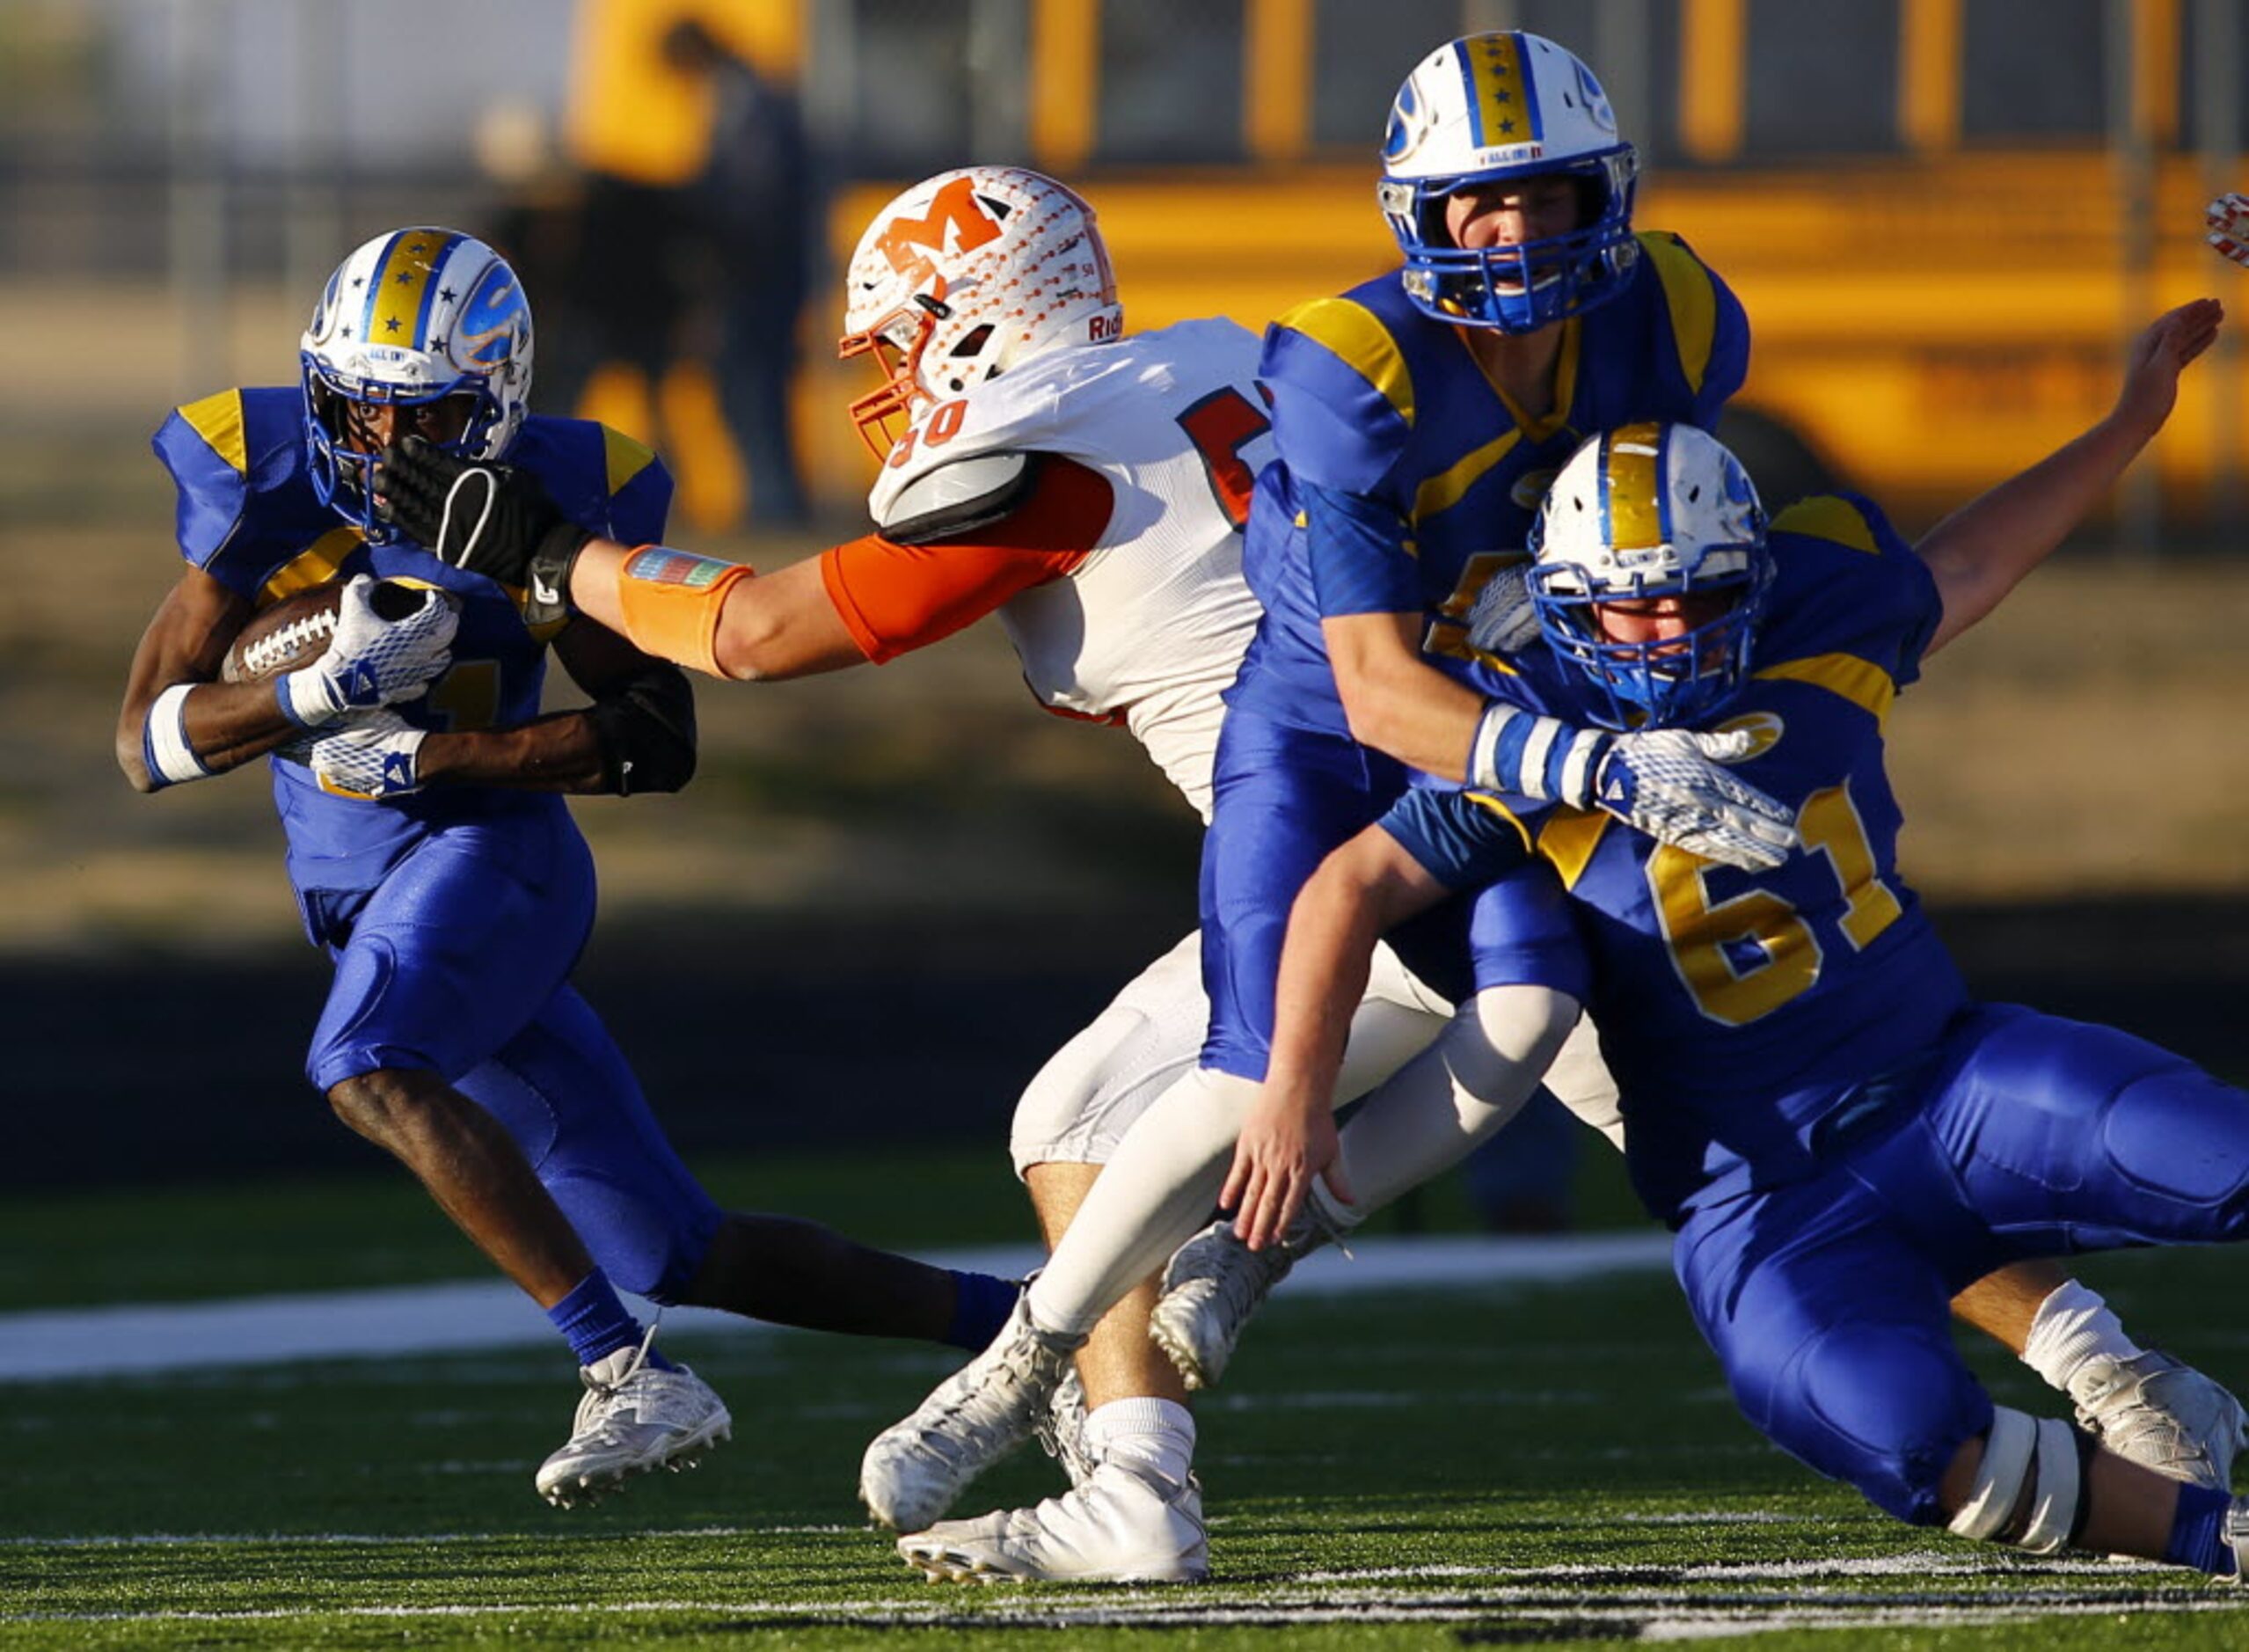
[875,175,1006,278]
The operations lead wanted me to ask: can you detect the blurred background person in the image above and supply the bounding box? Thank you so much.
[559,0,815,532]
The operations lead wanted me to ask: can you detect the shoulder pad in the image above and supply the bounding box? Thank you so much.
[878,450,1037,545]
[1771,492,1904,559]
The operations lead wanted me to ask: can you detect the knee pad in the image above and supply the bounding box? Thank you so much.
[1442,987,1579,1114]
[1947,1407,2088,1554]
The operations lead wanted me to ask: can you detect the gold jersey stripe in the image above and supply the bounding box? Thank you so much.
[602,424,658,498]
[258,527,361,604]
[1754,652,1896,725]
[1771,493,1881,553]
[1276,296,1415,428]
[1638,232,1720,398]
[1536,806,1611,891]
[179,390,248,476]
[1414,427,1521,523]
[1413,323,1582,521]
[1463,791,1534,855]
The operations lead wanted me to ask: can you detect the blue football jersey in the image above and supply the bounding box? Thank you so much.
[1384,494,1969,1222]
[152,385,671,895]
[1229,232,1749,735]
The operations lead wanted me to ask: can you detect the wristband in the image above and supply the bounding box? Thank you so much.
[1468,699,1606,805]
[613,545,757,677]
[143,683,215,787]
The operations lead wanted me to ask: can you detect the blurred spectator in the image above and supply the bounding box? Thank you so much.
[559,0,814,531]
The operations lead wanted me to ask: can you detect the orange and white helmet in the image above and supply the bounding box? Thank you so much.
[838,166,1123,457]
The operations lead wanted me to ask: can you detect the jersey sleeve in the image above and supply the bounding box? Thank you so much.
[1635,231,1750,431]
[592,425,674,545]
[1259,300,1415,498]
[1768,492,1943,689]
[152,402,251,573]
[1300,479,1421,618]
[819,453,1112,663]
[1378,785,1540,891]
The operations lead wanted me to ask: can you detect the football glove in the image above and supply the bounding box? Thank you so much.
[277,574,457,727]
[1471,702,1799,872]
[376,435,592,630]
[1462,560,1541,655]
[2209,194,2249,268]
[282,708,427,800]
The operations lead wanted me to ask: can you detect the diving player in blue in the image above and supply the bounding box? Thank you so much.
[1260,296,2249,1574]
[116,227,1017,1509]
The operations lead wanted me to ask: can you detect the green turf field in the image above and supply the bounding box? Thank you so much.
[8,1162,2246,1649]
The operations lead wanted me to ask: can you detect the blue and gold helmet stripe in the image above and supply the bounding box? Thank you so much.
[1455,33,1541,151]
[1601,420,1668,555]
[361,228,464,358]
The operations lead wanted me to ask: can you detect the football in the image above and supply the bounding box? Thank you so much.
[220,579,437,684]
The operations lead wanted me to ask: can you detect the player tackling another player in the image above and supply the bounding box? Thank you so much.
[1252,290,2249,1575]
[115,226,1021,1509]
[372,39,2249,1583]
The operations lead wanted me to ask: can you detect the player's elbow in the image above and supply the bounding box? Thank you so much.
[712,602,797,681]
[1333,669,1413,760]
[114,716,159,793]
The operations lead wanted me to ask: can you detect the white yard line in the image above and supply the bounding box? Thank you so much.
[5,1232,1673,1382]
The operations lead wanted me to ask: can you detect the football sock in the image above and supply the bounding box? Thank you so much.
[548,1272,675,1371]
[1332,986,1575,1217]
[1084,1397,1197,1487]
[946,1269,1021,1350]
[2163,1483,2238,1575]
[1028,1066,1260,1338]
[2020,1280,2143,1393]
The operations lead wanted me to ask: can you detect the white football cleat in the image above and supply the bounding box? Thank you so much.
[1037,1363,1096,1489]
[534,1335,732,1508]
[1150,1216,1332,1390]
[2071,1350,2247,1490]
[859,1295,1085,1532]
[898,1461,1208,1584]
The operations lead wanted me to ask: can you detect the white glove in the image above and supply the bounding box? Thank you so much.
[1464,561,1542,655]
[278,574,458,727]
[282,708,427,800]
[1470,702,1800,872]
[2209,193,2249,268]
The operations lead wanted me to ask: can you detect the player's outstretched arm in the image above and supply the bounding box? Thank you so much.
[1228,827,1452,1249]
[1917,297,2223,657]
[379,436,891,682]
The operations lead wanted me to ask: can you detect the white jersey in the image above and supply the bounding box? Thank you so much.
[868,318,1270,822]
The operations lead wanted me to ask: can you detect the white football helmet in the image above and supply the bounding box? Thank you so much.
[1528,422,1770,728]
[1379,32,1639,332]
[300,227,534,542]
[838,166,1123,457]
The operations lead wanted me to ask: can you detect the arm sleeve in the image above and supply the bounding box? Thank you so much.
[1301,479,1421,619]
[819,452,1113,663]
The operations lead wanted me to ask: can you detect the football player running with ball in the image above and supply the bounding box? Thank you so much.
[1256,302,2249,1576]
[116,227,1020,1509]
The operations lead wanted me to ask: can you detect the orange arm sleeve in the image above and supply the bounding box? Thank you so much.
[820,455,1114,664]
